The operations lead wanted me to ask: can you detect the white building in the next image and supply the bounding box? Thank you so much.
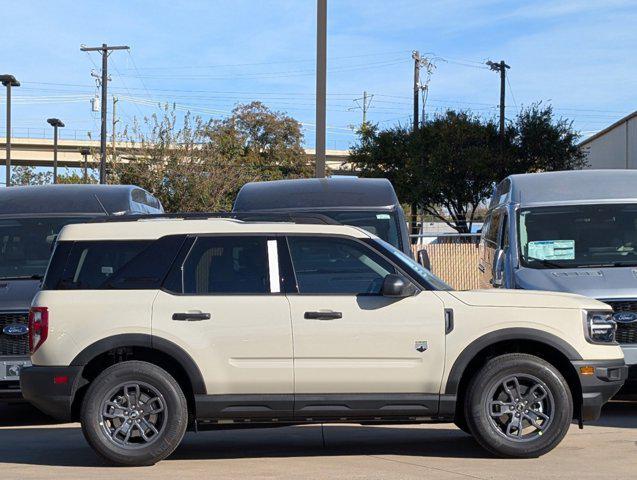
[580,111,637,169]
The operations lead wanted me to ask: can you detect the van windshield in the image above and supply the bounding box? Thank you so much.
[317,211,401,249]
[518,204,637,269]
[0,217,89,279]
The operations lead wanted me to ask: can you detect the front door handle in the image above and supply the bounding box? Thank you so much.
[304,311,342,320]
[172,312,211,321]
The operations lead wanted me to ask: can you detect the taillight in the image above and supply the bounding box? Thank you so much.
[28,306,49,354]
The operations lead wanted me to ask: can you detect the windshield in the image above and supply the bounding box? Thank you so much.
[518,204,637,269]
[318,210,401,249]
[374,237,453,290]
[0,217,90,279]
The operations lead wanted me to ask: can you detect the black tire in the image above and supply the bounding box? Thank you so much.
[80,360,188,466]
[454,416,472,435]
[464,353,573,458]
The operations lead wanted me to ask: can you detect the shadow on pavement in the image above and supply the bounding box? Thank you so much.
[588,401,637,429]
[0,399,633,467]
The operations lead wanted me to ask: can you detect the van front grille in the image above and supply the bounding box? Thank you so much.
[0,312,29,356]
[602,301,637,344]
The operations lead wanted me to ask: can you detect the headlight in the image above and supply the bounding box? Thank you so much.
[584,311,617,344]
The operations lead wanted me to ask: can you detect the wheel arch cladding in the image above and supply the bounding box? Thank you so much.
[69,334,206,419]
[446,328,583,421]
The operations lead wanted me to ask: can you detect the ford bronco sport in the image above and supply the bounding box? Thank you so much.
[20,215,626,466]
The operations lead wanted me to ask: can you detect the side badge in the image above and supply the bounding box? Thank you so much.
[415,341,428,353]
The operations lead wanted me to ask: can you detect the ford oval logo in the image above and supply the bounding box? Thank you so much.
[612,312,637,324]
[2,324,28,336]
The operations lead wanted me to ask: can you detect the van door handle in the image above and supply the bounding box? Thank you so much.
[172,312,211,321]
[304,311,342,320]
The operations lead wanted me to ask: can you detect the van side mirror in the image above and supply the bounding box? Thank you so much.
[417,249,431,271]
[381,274,415,297]
[492,249,505,287]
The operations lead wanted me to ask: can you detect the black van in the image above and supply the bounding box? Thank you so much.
[0,184,163,400]
[233,177,411,255]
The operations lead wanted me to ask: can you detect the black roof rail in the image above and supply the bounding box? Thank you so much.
[88,211,341,226]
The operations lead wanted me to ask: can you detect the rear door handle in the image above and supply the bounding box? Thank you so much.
[172,312,211,321]
[304,311,342,320]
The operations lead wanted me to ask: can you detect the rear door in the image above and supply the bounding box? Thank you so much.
[283,235,446,419]
[151,235,294,419]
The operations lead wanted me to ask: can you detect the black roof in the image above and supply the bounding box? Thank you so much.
[0,184,147,215]
[233,178,400,212]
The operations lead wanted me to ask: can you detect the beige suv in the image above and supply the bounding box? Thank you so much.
[20,215,626,466]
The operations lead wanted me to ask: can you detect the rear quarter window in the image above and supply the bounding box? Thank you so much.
[43,235,185,290]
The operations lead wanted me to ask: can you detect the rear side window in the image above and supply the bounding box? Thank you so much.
[287,236,396,294]
[176,236,271,295]
[43,235,184,290]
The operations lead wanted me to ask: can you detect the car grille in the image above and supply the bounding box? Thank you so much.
[603,301,637,344]
[0,312,29,356]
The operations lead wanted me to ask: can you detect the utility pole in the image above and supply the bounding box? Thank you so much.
[351,91,373,132]
[112,96,119,163]
[0,74,20,187]
[80,43,129,184]
[315,0,327,178]
[412,51,421,132]
[47,118,64,184]
[486,60,510,143]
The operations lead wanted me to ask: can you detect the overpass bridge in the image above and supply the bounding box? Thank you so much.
[0,137,352,172]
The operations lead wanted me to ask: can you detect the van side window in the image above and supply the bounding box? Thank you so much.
[181,236,270,295]
[287,236,396,295]
[485,210,503,245]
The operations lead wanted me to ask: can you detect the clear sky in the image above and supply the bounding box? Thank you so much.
[3,0,637,154]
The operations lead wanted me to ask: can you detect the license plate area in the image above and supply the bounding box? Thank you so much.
[1,360,31,381]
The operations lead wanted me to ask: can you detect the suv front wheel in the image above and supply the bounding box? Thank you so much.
[465,353,573,458]
[80,360,188,466]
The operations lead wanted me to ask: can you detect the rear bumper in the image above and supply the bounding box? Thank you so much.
[20,365,84,421]
[572,359,627,421]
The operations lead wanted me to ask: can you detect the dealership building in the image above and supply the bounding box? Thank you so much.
[580,110,637,169]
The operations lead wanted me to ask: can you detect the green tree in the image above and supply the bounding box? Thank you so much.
[110,102,311,212]
[350,104,586,233]
[11,166,52,186]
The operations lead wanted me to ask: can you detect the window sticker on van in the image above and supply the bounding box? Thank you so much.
[376,214,391,220]
[528,240,575,261]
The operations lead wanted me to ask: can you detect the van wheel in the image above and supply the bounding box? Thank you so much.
[80,361,188,466]
[464,353,572,458]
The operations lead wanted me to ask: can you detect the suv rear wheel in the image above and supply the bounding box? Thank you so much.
[80,360,188,466]
[465,353,573,458]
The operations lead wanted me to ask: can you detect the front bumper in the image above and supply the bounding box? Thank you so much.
[572,359,627,421]
[20,365,84,421]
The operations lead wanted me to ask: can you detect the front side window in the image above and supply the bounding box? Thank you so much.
[519,203,637,269]
[287,236,396,294]
[181,236,271,294]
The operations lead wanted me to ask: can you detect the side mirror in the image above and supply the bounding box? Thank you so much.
[381,274,415,297]
[417,249,431,271]
[492,249,505,287]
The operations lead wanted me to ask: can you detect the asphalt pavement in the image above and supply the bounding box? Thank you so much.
[0,401,635,479]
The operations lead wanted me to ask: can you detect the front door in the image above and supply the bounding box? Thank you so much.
[283,235,446,419]
[152,235,293,419]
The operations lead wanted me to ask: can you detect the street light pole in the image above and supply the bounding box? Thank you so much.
[315,0,327,178]
[80,147,90,183]
[47,118,65,184]
[0,74,20,187]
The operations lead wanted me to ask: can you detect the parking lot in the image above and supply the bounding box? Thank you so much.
[0,401,633,480]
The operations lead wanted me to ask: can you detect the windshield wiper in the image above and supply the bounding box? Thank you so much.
[527,258,564,269]
[0,274,44,281]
